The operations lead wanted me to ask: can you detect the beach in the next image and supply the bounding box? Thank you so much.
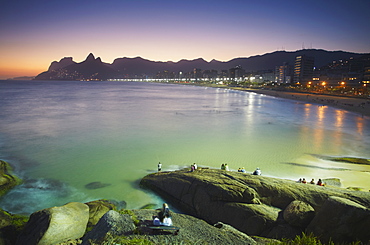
[240,89,370,118]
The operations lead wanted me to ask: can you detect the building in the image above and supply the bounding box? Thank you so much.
[293,55,314,84]
[229,66,245,81]
[275,63,292,84]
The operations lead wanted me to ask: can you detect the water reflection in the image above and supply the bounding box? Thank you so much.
[1,81,370,214]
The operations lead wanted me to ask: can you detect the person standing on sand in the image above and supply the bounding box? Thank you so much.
[158,162,162,172]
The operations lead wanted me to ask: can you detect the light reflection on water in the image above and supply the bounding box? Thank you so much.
[0,80,369,214]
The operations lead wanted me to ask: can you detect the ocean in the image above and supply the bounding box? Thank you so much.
[0,80,369,214]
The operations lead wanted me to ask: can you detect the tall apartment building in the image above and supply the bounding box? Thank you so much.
[275,62,291,84]
[293,55,314,84]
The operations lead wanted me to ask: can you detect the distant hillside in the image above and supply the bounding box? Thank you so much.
[35,49,367,80]
[35,53,119,80]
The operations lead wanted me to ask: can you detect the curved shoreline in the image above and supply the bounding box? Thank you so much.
[237,88,370,118]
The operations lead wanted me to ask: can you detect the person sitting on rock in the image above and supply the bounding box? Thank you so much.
[161,214,173,226]
[225,164,229,171]
[302,178,307,184]
[241,168,246,173]
[297,178,302,183]
[152,216,161,226]
[193,163,197,170]
[238,168,242,172]
[221,164,225,170]
[160,203,171,221]
[252,167,261,175]
[317,179,324,186]
[310,178,315,184]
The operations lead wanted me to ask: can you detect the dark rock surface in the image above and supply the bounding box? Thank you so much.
[306,196,370,243]
[140,168,370,243]
[84,181,111,190]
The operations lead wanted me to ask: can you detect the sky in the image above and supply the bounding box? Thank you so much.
[0,0,369,79]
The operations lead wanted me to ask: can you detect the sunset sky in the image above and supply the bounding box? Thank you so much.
[1,0,369,79]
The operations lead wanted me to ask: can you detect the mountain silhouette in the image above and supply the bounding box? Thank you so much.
[35,49,367,80]
[35,53,119,80]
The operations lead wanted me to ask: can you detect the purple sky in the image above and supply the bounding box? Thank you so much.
[1,0,369,79]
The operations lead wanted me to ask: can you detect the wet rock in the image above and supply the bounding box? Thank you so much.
[139,203,158,209]
[0,208,28,245]
[107,199,127,210]
[0,160,21,197]
[84,181,111,189]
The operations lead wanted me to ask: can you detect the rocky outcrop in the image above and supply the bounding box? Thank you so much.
[82,210,136,244]
[128,209,258,245]
[0,208,28,245]
[16,202,89,245]
[85,199,117,228]
[307,196,370,243]
[0,160,21,197]
[140,168,370,243]
[283,200,315,228]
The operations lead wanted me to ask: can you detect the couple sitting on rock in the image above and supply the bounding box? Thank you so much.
[153,203,173,226]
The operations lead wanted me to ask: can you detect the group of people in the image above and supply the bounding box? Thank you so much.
[152,203,173,226]
[237,167,246,173]
[298,178,324,186]
[220,163,229,171]
[159,161,261,175]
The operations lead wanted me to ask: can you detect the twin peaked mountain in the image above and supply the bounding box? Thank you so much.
[35,50,366,81]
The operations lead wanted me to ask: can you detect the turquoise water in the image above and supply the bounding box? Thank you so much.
[0,80,369,214]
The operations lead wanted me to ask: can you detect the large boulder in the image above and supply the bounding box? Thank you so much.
[85,199,117,228]
[82,210,136,244]
[140,169,370,240]
[0,160,21,197]
[306,196,370,243]
[283,200,315,228]
[16,202,89,245]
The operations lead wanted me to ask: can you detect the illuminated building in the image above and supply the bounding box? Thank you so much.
[293,55,314,84]
[275,62,292,84]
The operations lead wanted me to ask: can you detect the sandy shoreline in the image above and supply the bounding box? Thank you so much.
[226,87,370,118]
